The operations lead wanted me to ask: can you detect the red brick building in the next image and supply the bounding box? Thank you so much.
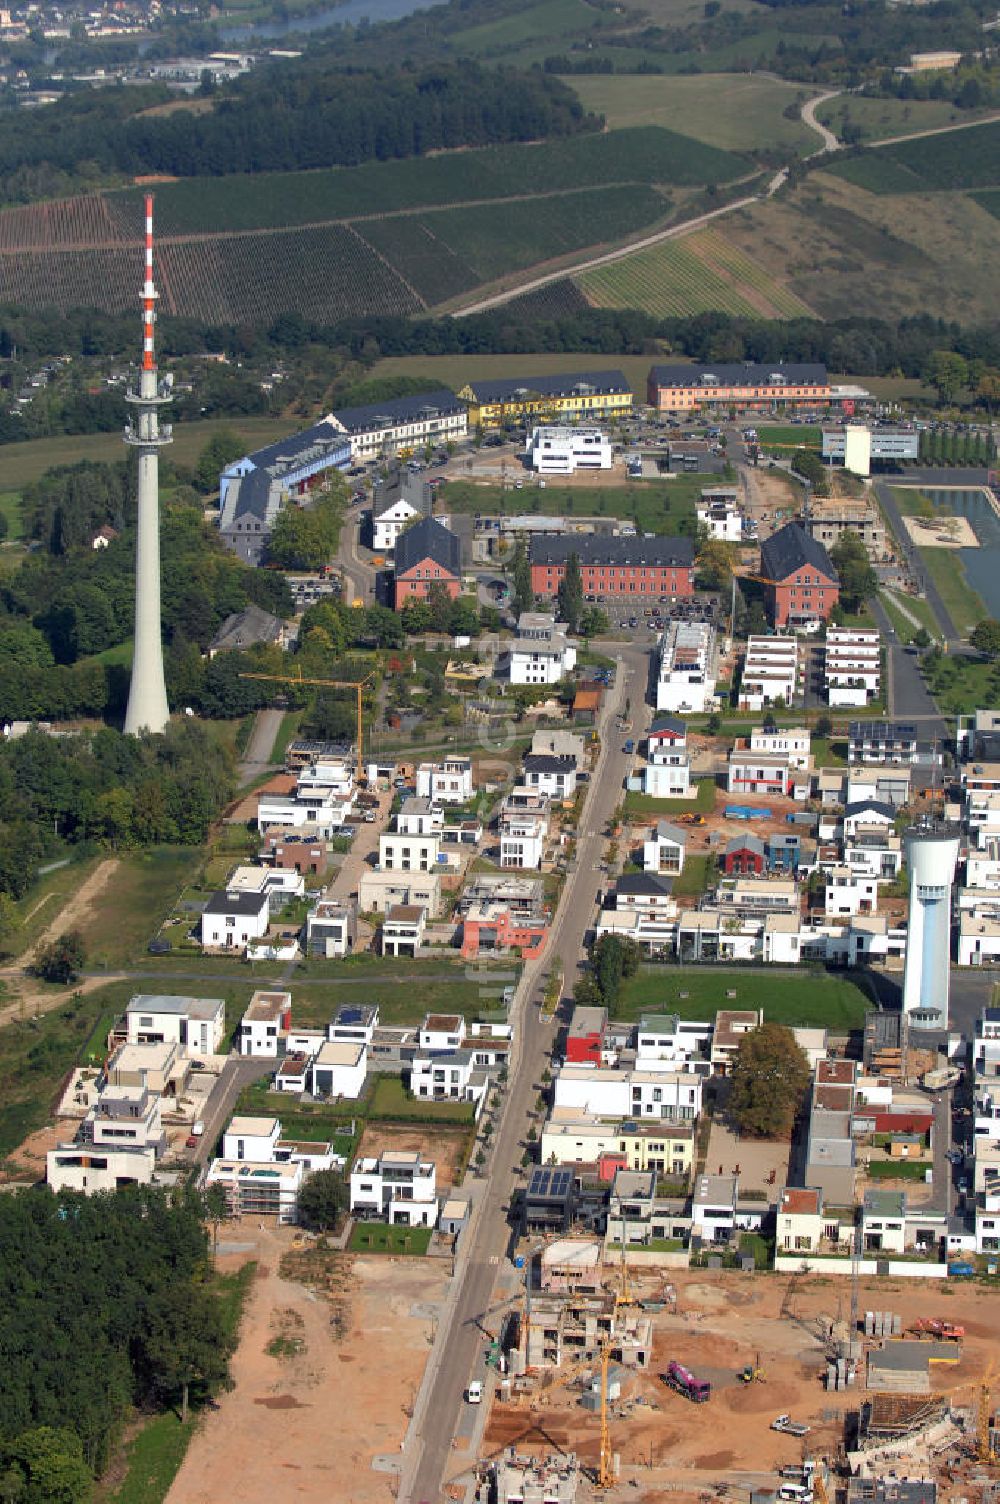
[529,534,695,602]
[262,828,330,876]
[760,521,839,628]
[392,516,462,608]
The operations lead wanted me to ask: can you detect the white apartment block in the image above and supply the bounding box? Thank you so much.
[414,756,473,804]
[748,726,811,767]
[358,868,442,916]
[824,868,878,917]
[331,393,467,463]
[727,749,796,798]
[510,612,577,685]
[696,486,742,542]
[379,827,441,873]
[656,620,716,713]
[500,789,549,869]
[825,627,881,708]
[739,635,798,711]
[528,425,612,474]
[552,1065,702,1120]
[350,1150,437,1226]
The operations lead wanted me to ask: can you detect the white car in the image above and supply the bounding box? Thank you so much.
[466,1381,483,1404]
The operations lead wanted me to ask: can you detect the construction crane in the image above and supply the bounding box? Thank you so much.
[541,1337,616,1490]
[239,668,375,769]
[978,1360,997,1465]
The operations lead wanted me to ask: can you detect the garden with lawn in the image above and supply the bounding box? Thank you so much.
[613,967,872,1028]
[348,1223,432,1255]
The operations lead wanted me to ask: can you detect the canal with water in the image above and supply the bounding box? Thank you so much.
[920,488,1000,618]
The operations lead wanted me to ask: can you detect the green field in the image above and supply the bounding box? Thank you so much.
[921,653,999,715]
[348,1223,432,1255]
[826,119,1000,194]
[878,589,940,644]
[974,189,1000,220]
[757,425,822,448]
[622,778,717,817]
[816,95,990,145]
[111,128,746,236]
[576,228,813,320]
[0,417,290,491]
[613,967,872,1028]
[567,73,822,155]
[438,474,704,534]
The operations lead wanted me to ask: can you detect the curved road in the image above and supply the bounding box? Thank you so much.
[452,168,789,318]
[800,89,841,154]
[399,641,653,1504]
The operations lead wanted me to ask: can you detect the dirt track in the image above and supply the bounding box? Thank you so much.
[0,859,122,1028]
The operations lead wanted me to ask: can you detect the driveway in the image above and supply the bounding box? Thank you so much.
[238,707,284,784]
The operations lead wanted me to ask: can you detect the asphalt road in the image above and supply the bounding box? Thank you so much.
[237,706,284,784]
[401,641,652,1504]
[868,594,948,739]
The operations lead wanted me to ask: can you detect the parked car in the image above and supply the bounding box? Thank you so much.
[185,1135,199,1149]
[466,1381,483,1404]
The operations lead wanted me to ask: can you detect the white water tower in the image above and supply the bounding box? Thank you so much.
[902,821,960,1028]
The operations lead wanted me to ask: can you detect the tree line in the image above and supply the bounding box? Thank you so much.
[0,1186,236,1497]
[0,722,235,898]
[0,63,594,200]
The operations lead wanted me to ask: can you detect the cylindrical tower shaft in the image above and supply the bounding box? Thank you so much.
[123,193,171,736]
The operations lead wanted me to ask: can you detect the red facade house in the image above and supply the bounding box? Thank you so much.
[392,516,462,609]
[723,835,766,876]
[566,1004,608,1065]
[529,534,695,601]
[760,521,839,628]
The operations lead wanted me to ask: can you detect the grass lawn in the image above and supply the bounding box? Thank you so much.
[868,1160,931,1181]
[922,654,1000,716]
[879,589,940,644]
[236,1079,364,1134]
[672,854,714,898]
[756,425,822,448]
[0,490,23,539]
[3,853,102,961]
[566,73,820,155]
[369,1075,476,1123]
[287,975,500,1029]
[623,779,716,818]
[920,548,986,637]
[817,94,988,144]
[0,417,290,491]
[348,1222,432,1255]
[613,967,872,1028]
[270,710,303,765]
[83,847,200,970]
[809,737,847,767]
[440,475,703,535]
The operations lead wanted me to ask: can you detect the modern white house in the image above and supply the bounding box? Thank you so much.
[381,903,426,957]
[125,993,226,1056]
[522,753,578,801]
[500,789,549,869]
[237,990,291,1057]
[46,1143,156,1195]
[552,1065,703,1120]
[527,425,612,474]
[350,1150,438,1226]
[379,826,441,873]
[656,620,716,713]
[643,715,690,799]
[415,756,474,804]
[696,486,743,542]
[509,612,577,685]
[305,899,357,958]
[85,1084,165,1156]
[308,1040,368,1098]
[824,868,878,917]
[748,726,811,767]
[642,821,687,875]
[200,888,271,951]
[358,868,442,916]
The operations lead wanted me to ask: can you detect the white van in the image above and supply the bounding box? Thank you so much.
[192,1120,205,1137]
[466,1381,483,1404]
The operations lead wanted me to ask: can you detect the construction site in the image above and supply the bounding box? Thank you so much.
[471,1257,1000,1504]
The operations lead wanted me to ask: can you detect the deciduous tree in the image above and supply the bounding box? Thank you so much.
[296,1169,348,1233]
[729,1023,811,1138]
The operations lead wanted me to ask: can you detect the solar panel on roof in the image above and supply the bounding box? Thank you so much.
[339,1008,363,1023]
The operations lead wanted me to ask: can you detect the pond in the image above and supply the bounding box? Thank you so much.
[921,488,1000,618]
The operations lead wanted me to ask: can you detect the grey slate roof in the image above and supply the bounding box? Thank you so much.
[209,605,283,654]
[204,889,270,917]
[844,799,896,820]
[465,369,630,402]
[529,534,694,568]
[226,418,351,524]
[649,361,828,388]
[725,834,766,857]
[394,516,461,580]
[614,873,674,897]
[331,388,463,435]
[649,714,686,738]
[761,521,838,584]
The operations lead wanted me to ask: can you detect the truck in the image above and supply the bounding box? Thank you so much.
[662,1360,711,1403]
[771,1415,810,1436]
[624,739,635,754]
[909,1318,964,1341]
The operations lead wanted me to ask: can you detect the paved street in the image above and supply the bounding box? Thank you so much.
[237,706,285,784]
[875,481,959,642]
[400,641,652,1504]
[868,594,948,739]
